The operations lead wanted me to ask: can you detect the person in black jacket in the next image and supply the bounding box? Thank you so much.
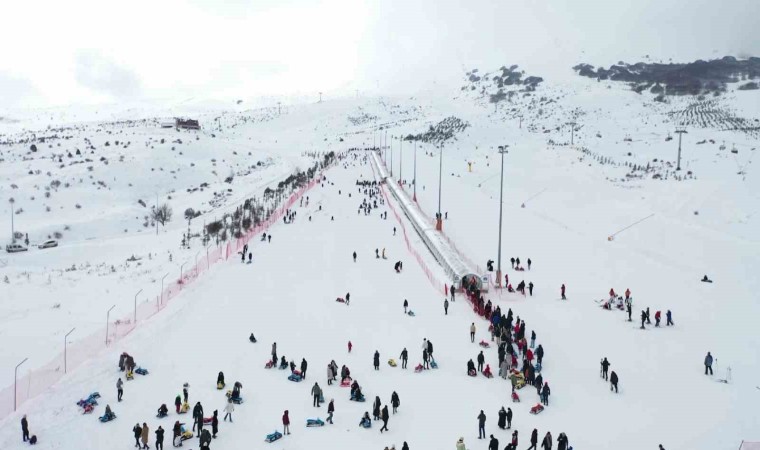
[400,348,408,369]
[557,432,569,450]
[506,407,513,429]
[403,299,408,313]
[301,358,308,379]
[380,405,389,432]
[528,428,538,450]
[155,426,164,450]
[133,423,142,448]
[21,415,29,442]
[488,434,499,450]
[427,340,434,359]
[610,371,619,393]
[211,410,219,438]
[536,345,544,365]
[541,383,550,406]
[373,351,380,370]
[541,431,552,450]
[192,402,203,434]
[422,349,429,369]
[601,357,610,380]
[477,351,485,372]
[477,410,486,439]
[391,391,400,414]
[467,359,476,375]
[373,397,381,420]
[498,407,507,429]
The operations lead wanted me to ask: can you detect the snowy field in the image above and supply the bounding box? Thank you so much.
[1,73,759,450]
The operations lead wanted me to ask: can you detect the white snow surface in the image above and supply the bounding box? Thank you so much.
[1,77,759,450]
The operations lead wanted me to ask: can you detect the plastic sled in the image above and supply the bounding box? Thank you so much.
[203,417,213,424]
[279,363,288,370]
[535,362,542,373]
[407,310,415,317]
[179,403,190,414]
[231,396,244,404]
[265,360,275,369]
[217,382,225,390]
[135,367,148,375]
[292,369,302,376]
[99,413,116,423]
[288,373,303,382]
[511,392,520,403]
[82,404,95,414]
[181,430,193,441]
[319,394,325,403]
[126,371,134,380]
[336,297,345,303]
[529,404,544,415]
[306,418,325,427]
[350,393,366,402]
[430,360,438,369]
[157,411,168,419]
[484,371,494,379]
[359,419,371,428]
[414,364,424,373]
[479,340,490,348]
[265,431,283,443]
[340,378,352,387]
[388,359,397,367]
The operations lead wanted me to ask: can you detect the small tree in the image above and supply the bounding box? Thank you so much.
[151,203,173,227]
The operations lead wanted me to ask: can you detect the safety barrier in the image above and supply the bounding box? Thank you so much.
[0,166,331,420]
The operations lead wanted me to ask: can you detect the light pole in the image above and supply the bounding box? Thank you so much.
[180,261,188,288]
[496,145,509,288]
[436,142,444,231]
[64,327,76,373]
[14,357,28,411]
[413,141,417,201]
[134,289,143,324]
[675,128,688,170]
[105,305,115,346]
[160,273,169,307]
[399,136,403,185]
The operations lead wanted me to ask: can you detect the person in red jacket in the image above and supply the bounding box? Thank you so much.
[609,288,616,298]
[282,410,290,435]
[348,341,352,353]
[625,288,631,300]
[561,284,566,300]
[526,348,534,362]
[655,311,661,327]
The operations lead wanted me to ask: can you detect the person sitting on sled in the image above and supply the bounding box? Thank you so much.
[483,364,493,378]
[280,356,288,369]
[104,405,114,419]
[507,284,514,293]
[467,359,476,375]
[359,412,371,427]
[249,333,257,343]
[157,404,168,417]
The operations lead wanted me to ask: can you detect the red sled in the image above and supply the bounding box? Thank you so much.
[203,417,213,424]
[265,360,275,369]
[479,340,490,348]
[335,297,345,303]
[340,377,352,387]
[529,404,544,415]
[511,392,520,403]
[414,364,424,373]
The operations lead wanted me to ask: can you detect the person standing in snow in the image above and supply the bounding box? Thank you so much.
[391,391,400,414]
[535,373,544,396]
[380,405,389,432]
[192,402,203,433]
[175,395,182,413]
[536,344,544,365]
[451,285,456,302]
[497,407,507,429]
[530,331,536,349]
[301,358,308,379]
[346,292,351,305]
[327,364,334,385]
[528,282,534,296]
[527,258,532,270]
[527,428,538,450]
[427,340,434,359]
[223,399,234,422]
[477,351,485,372]
[627,302,633,321]
[400,348,408,369]
[353,251,357,262]
[374,351,380,370]
[488,435,499,450]
[506,407,513,429]
[666,310,674,326]
[557,432,569,450]
[444,299,449,315]
[155,426,164,450]
[403,299,408,313]
[456,437,467,450]
[645,307,652,324]
[282,410,290,435]
[541,431,552,450]
[610,371,619,393]
[133,423,142,448]
[140,423,150,449]
[477,410,486,439]
[21,415,29,442]
[271,343,277,364]
[117,378,124,402]
[373,396,381,420]
[327,399,335,424]
[705,352,713,375]
[311,382,322,407]
[601,357,610,380]
[423,348,429,369]
[640,310,647,329]
[541,383,550,406]
[348,341,353,352]
[470,323,476,343]
[510,257,515,269]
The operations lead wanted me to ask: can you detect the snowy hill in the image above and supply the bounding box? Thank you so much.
[1,61,759,450]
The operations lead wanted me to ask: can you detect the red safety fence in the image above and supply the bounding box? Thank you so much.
[0,167,331,419]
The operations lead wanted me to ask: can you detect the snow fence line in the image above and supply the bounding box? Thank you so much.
[0,167,332,420]
[369,150,481,293]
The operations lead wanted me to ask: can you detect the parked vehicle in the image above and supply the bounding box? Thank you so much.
[6,243,28,253]
[38,240,58,249]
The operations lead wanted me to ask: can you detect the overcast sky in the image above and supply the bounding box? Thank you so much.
[1,0,758,108]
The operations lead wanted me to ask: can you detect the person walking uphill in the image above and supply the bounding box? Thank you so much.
[380,405,390,432]
[470,323,476,343]
[400,348,408,369]
[21,415,29,442]
[117,377,124,402]
[477,410,487,439]
[301,358,308,379]
[610,371,619,393]
[541,431,553,450]
[601,357,610,380]
[133,423,142,448]
[705,352,713,375]
[391,391,400,414]
[141,423,150,450]
[528,428,538,450]
[444,298,449,315]
[311,382,323,407]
